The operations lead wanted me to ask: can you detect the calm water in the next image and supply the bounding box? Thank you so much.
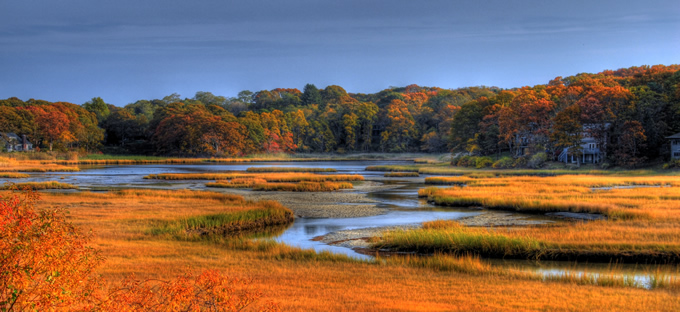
[487,259,679,289]
[275,209,479,260]
[8,161,395,187]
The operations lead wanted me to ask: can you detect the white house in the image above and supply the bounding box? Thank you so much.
[558,124,609,164]
[1,133,33,152]
[668,133,680,160]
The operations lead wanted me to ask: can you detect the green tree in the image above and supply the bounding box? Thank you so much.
[106,108,142,147]
[301,84,322,106]
[449,100,483,153]
[631,86,668,158]
[613,120,647,168]
[82,97,110,125]
[284,110,309,150]
[308,120,336,152]
[194,91,229,107]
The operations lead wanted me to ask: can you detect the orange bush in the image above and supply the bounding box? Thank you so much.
[0,191,103,310]
[0,191,279,311]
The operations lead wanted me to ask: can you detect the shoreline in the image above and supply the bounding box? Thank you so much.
[216,181,402,218]
[317,210,558,250]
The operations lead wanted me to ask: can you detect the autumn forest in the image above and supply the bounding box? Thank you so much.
[2,64,680,167]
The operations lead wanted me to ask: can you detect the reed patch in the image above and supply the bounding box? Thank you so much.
[246,167,337,173]
[373,220,680,263]
[422,175,680,219]
[150,200,294,238]
[384,172,420,177]
[252,182,353,192]
[2,181,77,190]
[0,172,30,178]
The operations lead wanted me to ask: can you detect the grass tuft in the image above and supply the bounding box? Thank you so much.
[251,181,353,192]
[0,172,30,178]
[246,167,337,173]
[384,172,420,177]
[149,200,294,238]
[2,181,77,190]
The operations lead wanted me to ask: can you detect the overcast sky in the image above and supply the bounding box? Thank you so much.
[1,0,678,106]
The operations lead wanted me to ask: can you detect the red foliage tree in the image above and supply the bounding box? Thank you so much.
[29,107,72,151]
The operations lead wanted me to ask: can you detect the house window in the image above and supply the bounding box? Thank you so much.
[675,152,680,158]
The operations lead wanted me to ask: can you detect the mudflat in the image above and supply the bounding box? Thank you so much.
[215,181,401,218]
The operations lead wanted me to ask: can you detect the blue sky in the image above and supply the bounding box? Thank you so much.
[1,0,678,106]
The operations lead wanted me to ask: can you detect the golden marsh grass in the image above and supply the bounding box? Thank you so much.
[384,172,420,177]
[0,172,30,178]
[2,181,77,190]
[9,189,680,311]
[403,175,680,263]
[423,175,680,220]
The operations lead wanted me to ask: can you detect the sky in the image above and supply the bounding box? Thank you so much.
[1,0,679,106]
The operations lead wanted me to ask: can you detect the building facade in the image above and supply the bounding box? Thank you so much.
[669,133,680,160]
[1,133,33,152]
[557,124,608,164]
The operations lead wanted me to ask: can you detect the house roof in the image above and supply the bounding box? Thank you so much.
[667,133,680,139]
[583,123,612,130]
[1,132,20,141]
[1,132,32,145]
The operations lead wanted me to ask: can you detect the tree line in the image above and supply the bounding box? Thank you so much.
[1,64,679,166]
[449,65,680,167]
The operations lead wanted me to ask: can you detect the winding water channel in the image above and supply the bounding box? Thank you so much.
[5,160,679,288]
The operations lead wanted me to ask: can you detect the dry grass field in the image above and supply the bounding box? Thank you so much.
[4,186,675,311]
[401,175,680,264]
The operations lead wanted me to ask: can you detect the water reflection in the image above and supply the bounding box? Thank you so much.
[517,262,680,289]
[274,210,479,259]
[3,160,405,187]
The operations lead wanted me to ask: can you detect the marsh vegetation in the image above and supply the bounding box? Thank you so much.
[2,159,680,311]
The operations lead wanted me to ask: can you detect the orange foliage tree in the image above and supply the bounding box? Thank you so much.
[380,99,417,152]
[29,106,73,151]
[0,190,103,310]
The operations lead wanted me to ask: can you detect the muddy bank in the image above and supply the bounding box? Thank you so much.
[216,181,401,218]
[318,211,555,251]
[457,211,554,227]
[317,225,417,250]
